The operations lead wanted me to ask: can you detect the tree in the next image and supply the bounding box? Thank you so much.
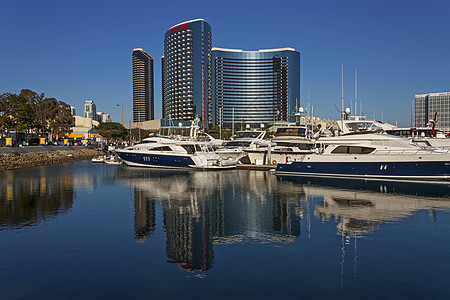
[35,97,59,134]
[50,101,74,138]
[96,122,128,140]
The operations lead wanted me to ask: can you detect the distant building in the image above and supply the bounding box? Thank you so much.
[212,48,300,127]
[70,106,76,116]
[74,115,99,128]
[415,92,450,132]
[96,112,111,123]
[132,48,154,122]
[83,100,96,119]
[162,19,212,127]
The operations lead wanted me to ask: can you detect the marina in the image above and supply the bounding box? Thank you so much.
[1,2,450,298]
[1,161,450,298]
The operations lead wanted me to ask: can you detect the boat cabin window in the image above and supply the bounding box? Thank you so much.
[139,140,157,144]
[331,146,375,154]
[182,145,196,154]
[149,146,173,151]
[275,127,306,137]
[414,141,432,147]
[277,142,314,150]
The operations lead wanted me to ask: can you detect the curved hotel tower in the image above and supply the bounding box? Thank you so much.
[132,48,154,122]
[212,48,300,127]
[162,19,212,126]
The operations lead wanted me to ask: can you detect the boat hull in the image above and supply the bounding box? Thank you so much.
[276,160,450,181]
[116,151,195,169]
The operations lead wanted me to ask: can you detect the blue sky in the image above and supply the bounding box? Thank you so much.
[1,0,449,126]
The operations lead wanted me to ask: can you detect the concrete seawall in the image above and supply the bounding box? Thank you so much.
[0,146,100,170]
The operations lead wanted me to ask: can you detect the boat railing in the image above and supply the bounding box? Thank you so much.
[373,149,450,155]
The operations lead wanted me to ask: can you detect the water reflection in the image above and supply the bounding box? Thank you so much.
[116,168,304,272]
[281,177,450,238]
[0,166,76,229]
[117,168,450,274]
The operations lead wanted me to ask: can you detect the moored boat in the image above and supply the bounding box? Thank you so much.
[91,155,105,163]
[275,133,450,181]
[246,124,315,165]
[115,136,235,170]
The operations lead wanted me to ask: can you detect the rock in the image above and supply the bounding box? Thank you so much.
[0,149,100,170]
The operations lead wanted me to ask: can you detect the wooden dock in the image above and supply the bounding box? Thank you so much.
[236,164,277,171]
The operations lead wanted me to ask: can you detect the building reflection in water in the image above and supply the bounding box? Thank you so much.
[117,168,305,273]
[119,168,450,275]
[134,190,156,242]
[0,166,76,229]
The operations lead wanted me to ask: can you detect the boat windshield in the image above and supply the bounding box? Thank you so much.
[139,140,157,144]
[225,141,252,147]
[234,131,263,138]
[344,121,383,133]
[275,127,306,137]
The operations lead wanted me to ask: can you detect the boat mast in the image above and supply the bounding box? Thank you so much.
[355,69,357,117]
[341,64,344,122]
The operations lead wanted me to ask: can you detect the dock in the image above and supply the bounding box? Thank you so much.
[236,164,277,171]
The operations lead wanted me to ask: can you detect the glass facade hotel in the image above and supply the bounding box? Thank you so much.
[212,48,300,127]
[415,92,450,132]
[162,19,212,126]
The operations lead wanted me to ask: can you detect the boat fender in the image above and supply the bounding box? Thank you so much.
[272,159,277,165]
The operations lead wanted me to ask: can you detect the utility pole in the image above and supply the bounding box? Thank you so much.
[117,103,132,125]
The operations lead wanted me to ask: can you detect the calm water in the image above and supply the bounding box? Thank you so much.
[1,161,450,299]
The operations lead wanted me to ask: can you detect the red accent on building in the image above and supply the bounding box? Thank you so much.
[171,23,187,34]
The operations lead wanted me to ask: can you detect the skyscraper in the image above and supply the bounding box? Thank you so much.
[415,92,450,132]
[212,48,300,127]
[132,48,154,122]
[162,19,212,126]
[83,100,96,119]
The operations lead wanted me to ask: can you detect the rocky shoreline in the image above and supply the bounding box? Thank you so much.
[0,148,100,170]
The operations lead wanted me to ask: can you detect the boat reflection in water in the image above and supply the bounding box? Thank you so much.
[0,165,76,230]
[119,167,450,275]
[115,168,304,273]
[281,176,450,281]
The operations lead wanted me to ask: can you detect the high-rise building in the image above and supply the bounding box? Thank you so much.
[132,48,154,122]
[212,48,300,127]
[96,112,111,123]
[83,100,96,119]
[162,19,212,126]
[415,92,450,132]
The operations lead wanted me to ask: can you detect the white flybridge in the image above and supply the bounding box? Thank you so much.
[215,127,267,162]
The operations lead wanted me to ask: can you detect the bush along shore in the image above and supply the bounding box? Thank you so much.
[0,148,100,170]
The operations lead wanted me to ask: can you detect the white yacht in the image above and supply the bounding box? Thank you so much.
[115,136,235,169]
[276,132,450,181]
[215,130,267,162]
[246,124,315,165]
